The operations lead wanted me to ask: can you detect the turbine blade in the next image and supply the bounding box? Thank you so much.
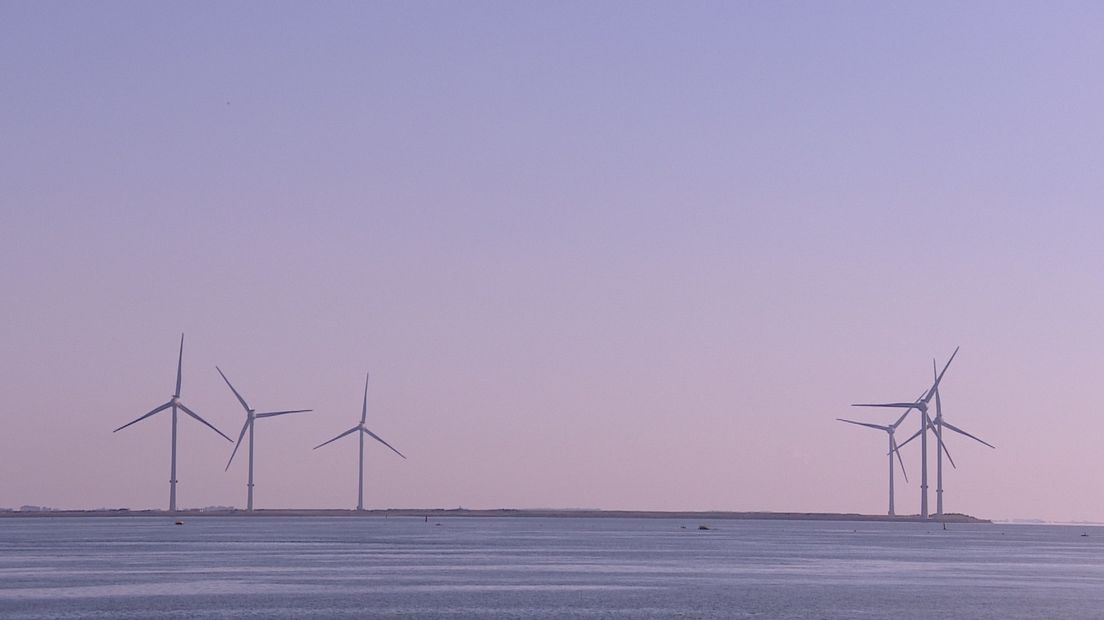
[363,428,406,459]
[895,427,922,451]
[928,413,956,469]
[225,419,251,471]
[314,426,359,450]
[889,390,926,428]
[361,372,369,425]
[892,437,908,483]
[177,402,233,442]
[851,403,918,409]
[891,407,914,428]
[113,401,172,433]
[924,346,960,403]
[941,420,996,449]
[933,364,948,468]
[256,409,312,418]
[216,366,251,413]
[836,418,891,431]
[175,333,184,398]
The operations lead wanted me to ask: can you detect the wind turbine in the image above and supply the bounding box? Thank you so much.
[837,408,911,516]
[218,366,312,512]
[314,372,406,511]
[113,334,232,511]
[896,359,995,517]
[851,346,959,518]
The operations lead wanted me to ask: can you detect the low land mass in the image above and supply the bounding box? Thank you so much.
[0,508,989,523]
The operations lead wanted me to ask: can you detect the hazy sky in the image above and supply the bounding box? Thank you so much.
[2,2,1103,521]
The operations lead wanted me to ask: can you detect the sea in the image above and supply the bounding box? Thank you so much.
[1,516,1102,619]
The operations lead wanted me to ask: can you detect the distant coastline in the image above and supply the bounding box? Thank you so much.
[0,508,989,523]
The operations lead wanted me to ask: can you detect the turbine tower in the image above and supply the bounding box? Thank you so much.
[837,409,911,516]
[895,359,995,517]
[851,346,959,518]
[218,366,313,512]
[113,334,232,511]
[314,372,406,511]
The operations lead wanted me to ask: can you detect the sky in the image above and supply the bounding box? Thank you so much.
[2,2,1103,522]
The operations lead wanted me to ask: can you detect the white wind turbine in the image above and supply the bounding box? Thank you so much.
[851,346,959,518]
[314,372,406,511]
[837,408,911,516]
[113,334,232,511]
[218,366,313,512]
[895,359,995,517]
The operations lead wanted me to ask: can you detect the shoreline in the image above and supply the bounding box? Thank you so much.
[0,508,990,523]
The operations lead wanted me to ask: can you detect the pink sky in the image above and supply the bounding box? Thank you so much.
[2,2,1103,521]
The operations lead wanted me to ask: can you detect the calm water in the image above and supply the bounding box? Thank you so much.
[1,516,1102,618]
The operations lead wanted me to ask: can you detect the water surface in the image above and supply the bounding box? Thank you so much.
[1,516,1101,618]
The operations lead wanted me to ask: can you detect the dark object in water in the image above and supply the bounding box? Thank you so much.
[1081,533,1089,537]
[174,520,183,526]
[698,525,710,530]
